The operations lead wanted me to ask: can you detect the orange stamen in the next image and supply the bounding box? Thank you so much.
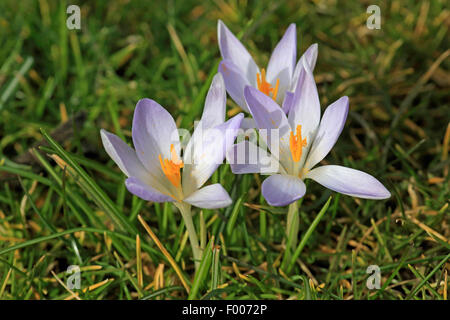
[159,144,183,188]
[256,68,279,101]
[272,78,280,101]
[289,125,307,162]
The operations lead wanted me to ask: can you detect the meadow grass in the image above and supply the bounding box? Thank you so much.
[0,0,448,300]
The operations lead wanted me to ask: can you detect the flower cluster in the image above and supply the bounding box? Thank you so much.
[101,74,243,210]
[101,21,390,269]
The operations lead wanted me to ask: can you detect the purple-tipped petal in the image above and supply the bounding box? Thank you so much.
[240,117,256,130]
[282,91,294,114]
[288,57,321,166]
[218,20,259,86]
[132,99,180,173]
[291,43,318,92]
[100,129,147,178]
[244,86,292,172]
[183,114,244,195]
[262,174,306,206]
[227,140,280,174]
[184,183,232,209]
[306,165,391,199]
[219,60,251,112]
[244,86,290,138]
[267,23,297,104]
[125,177,174,202]
[305,96,349,170]
[200,73,226,129]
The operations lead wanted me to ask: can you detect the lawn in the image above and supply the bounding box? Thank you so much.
[0,0,448,300]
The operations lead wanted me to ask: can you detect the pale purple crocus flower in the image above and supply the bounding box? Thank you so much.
[228,59,390,207]
[101,73,243,270]
[100,74,243,209]
[217,20,318,122]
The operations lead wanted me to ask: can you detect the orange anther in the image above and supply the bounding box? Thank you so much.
[289,125,307,162]
[159,144,183,188]
[256,68,279,101]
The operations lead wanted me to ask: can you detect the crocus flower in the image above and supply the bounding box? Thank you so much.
[217,20,318,117]
[101,74,242,270]
[228,59,390,206]
[100,74,243,209]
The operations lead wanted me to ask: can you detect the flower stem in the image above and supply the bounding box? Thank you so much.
[281,200,299,271]
[175,202,201,271]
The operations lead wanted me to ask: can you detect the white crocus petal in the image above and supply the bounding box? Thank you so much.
[306,165,391,199]
[219,60,251,112]
[132,98,180,173]
[100,129,148,178]
[304,96,349,170]
[266,23,297,104]
[125,177,174,203]
[227,140,280,174]
[200,73,226,129]
[218,20,259,86]
[244,86,293,172]
[184,184,232,209]
[240,117,256,130]
[182,114,243,196]
[290,43,318,92]
[288,57,321,167]
[131,99,182,196]
[101,129,170,196]
[262,174,306,206]
[282,91,294,114]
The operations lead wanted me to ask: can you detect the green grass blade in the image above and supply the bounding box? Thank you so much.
[287,196,332,273]
[40,128,137,234]
[188,237,214,300]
